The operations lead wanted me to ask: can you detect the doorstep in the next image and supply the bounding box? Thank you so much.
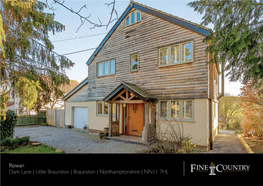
[106,135,153,146]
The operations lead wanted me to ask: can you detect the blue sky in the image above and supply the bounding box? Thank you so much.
[44,0,243,96]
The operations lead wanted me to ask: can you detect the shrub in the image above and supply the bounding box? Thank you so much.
[2,137,12,146]
[0,110,17,141]
[1,136,30,147]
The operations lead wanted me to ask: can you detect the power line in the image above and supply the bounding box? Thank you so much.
[61,47,101,56]
[51,33,107,43]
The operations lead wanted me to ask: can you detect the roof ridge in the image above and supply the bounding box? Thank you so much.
[131,1,211,31]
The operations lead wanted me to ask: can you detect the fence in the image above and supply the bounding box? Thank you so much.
[47,109,65,128]
[16,110,47,126]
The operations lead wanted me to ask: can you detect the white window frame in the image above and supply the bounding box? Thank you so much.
[130,53,139,72]
[125,10,141,27]
[158,99,195,122]
[97,101,109,116]
[158,41,194,67]
[97,59,115,77]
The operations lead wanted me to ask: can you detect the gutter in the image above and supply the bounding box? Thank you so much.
[209,63,225,150]
[217,63,225,100]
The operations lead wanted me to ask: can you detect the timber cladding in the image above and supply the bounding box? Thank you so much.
[87,9,209,101]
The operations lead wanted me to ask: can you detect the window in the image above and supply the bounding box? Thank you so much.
[160,101,167,118]
[183,100,193,119]
[125,10,141,27]
[112,103,119,122]
[98,102,103,115]
[159,41,194,67]
[171,101,180,118]
[97,60,115,77]
[159,100,194,121]
[159,48,168,66]
[97,101,109,116]
[131,54,139,71]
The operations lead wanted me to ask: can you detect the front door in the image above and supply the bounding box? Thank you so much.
[128,103,144,136]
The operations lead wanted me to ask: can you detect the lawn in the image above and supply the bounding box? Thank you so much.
[2,144,65,153]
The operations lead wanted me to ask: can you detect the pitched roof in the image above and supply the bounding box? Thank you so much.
[103,81,156,102]
[86,1,211,66]
[63,77,88,101]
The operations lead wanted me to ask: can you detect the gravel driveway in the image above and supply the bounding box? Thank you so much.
[14,126,147,153]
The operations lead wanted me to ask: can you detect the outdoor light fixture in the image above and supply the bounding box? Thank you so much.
[123,103,126,107]
[130,93,133,96]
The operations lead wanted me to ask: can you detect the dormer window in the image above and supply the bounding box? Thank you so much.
[125,10,141,27]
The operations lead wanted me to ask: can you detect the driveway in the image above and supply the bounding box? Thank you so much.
[14,126,147,153]
[208,133,247,153]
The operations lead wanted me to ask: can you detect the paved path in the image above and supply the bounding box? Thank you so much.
[208,133,247,153]
[14,126,147,153]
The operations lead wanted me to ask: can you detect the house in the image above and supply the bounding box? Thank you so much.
[63,1,224,148]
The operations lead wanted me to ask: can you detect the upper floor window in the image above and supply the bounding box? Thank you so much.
[130,53,139,71]
[125,10,141,27]
[97,60,115,77]
[159,41,194,67]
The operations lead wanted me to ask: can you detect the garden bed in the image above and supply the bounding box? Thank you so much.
[243,137,263,153]
[1,136,64,153]
[2,144,65,153]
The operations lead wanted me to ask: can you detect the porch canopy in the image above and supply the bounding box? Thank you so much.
[103,82,156,103]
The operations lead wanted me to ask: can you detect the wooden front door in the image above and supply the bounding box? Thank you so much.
[128,103,144,136]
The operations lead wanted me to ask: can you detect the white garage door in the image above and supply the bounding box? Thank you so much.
[73,108,88,129]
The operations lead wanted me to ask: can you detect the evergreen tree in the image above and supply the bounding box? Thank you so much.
[0,0,74,119]
[188,0,263,92]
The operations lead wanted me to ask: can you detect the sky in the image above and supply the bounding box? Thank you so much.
[43,0,244,96]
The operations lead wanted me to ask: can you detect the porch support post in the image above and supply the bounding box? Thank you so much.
[108,103,112,137]
[144,102,149,143]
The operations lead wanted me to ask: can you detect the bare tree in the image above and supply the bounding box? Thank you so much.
[46,0,118,32]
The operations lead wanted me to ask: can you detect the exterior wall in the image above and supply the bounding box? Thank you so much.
[88,9,209,101]
[64,101,108,131]
[66,84,89,102]
[156,99,209,146]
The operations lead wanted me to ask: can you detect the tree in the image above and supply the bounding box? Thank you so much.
[239,81,263,137]
[0,0,74,119]
[218,93,242,130]
[187,0,263,92]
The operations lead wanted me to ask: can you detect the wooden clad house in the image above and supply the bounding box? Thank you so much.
[64,1,223,148]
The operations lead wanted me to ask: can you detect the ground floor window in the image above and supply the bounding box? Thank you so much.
[158,99,194,121]
[97,101,109,116]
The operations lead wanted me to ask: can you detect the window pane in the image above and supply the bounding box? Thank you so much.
[171,45,180,64]
[160,48,168,66]
[182,42,192,62]
[171,101,180,118]
[104,102,109,115]
[104,61,109,75]
[98,102,103,114]
[126,17,129,26]
[137,12,141,22]
[183,100,193,119]
[110,60,115,74]
[112,103,118,121]
[160,101,167,118]
[131,54,138,71]
[98,63,103,76]
[131,12,135,24]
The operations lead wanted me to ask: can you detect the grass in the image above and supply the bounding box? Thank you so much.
[2,144,65,153]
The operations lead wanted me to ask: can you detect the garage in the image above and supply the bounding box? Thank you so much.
[73,108,88,129]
